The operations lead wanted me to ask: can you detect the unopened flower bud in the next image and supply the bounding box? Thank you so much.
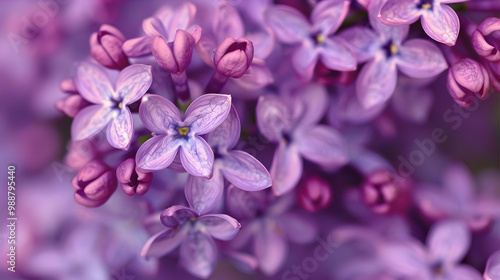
[56,94,90,118]
[152,29,196,73]
[116,158,153,196]
[360,170,410,214]
[297,175,332,212]
[472,17,500,62]
[447,58,490,107]
[60,78,78,94]
[214,37,254,78]
[90,24,129,70]
[71,160,117,207]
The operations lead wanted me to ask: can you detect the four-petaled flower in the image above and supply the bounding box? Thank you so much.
[136,94,232,177]
[71,62,152,150]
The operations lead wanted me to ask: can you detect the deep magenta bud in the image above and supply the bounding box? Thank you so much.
[90,24,129,70]
[116,158,153,196]
[472,17,500,62]
[447,58,490,107]
[360,170,411,214]
[214,37,254,78]
[297,175,332,213]
[71,160,117,207]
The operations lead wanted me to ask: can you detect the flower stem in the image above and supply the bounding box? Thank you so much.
[204,71,228,93]
[171,71,190,102]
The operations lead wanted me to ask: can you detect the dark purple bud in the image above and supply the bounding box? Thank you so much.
[472,17,500,62]
[447,58,490,107]
[60,78,78,94]
[360,170,411,215]
[71,160,117,207]
[90,24,129,70]
[116,158,153,196]
[297,175,332,213]
[214,37,254,78]
[152,29,196,73]
[56,94,90,118]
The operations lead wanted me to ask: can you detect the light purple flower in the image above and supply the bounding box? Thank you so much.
[485,250,500,280]
[378,0,464,46]
[71,62,152,150]
[339,0,447,108]
[185,106,271,215]
[265,0,356,80]
[381,220,482,280]
[135,94,231,177]
[256,84,348,195]
[140,205,241,279]
[90,24,129,70]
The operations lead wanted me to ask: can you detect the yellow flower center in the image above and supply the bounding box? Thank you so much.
[178,127,190,136]
[421,3,431,9]
[118,102,123,109]
[390,44,398,55]
[316,34,325,44]
[188,217,196,222]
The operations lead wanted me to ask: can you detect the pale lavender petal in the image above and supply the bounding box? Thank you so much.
[254,219,288,276]
[292,42,319,80]
[379,0,422,26]
[485,250,500,280]
[380,241,427,276]
[292,83,329,128]
[106,108,133,150]
[443,164,474,206]
[165,2,197,39]
[225,251,258,273]
[198,214,241,240]
[356,57,397,109]
[179,136,214,178]
[185,171,224,215]
[264,5,311,44]
[447,265,483,280]
[277,213,318,244]
[338,26,380,63]
[295,125,349,168]
[122,36,154,57]
[233,62,274,90]
[256,95,292,142]
[415,186,456,219]
[421,5,460,46]
[139,94,181,135]
[311,0,350,35]
[221,150,272,191]
[271,143,302,195]
[392,85,433,123]
[205,106,241,151]
[320,37,357,71]
[369,0,409,43]
[71,105,115,140]
[397,39,448,78]
[142,17,166,37]
[246,31,274,59]
[427,220,470,264]
[75,62,114,103]
[116,64,152,104]
[179,232,217,279]
[184,94,232,135]
[140,228,187,259]
[161,205,198,228]
[213,2,244,41]
[135,135,181,171]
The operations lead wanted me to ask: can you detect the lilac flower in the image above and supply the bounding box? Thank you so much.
[140,205,241,278]
[297,174,332,213]
[122,2,201,58]
[265,0,356,80]
[90,24,129,70]
[415,164,500,231]
[116,158,153,196]
[472,17,500,62]
[71,62,152,150]
[339,0,447,108]
[135,94,231,177]
[185,106,271,215]
[447,58,490,107]
[256,84,348,195]
[485,250,500,280]
[381,220,482,280]
[71,160,117,207]
[378,0,464,46]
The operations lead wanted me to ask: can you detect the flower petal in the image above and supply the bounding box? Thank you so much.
[198,214,241,240]
[485,250,500,280]
[447,265,483,280]
[139,94,181,135]
[311,0,350,35]
[179,231,217,279]
[295,125,349,168]
[205,105,241,151]
[71,105,115,141]
[292,42,319,80]
[142,17,166,37]
[75,62,114,103]
[338,26,380,63]
[421,4,459,46]
[116,64,152,104]
[379,0,422,26]
[292,83,329,128]
[161,205,198,228]
[213,2,244,41]
[380,240,428,276]
[271,142,303,195]
[185,171,224,215]
[254,219,288,276]
[184,94,232,135]
[319,37,357,71]
[136,135,181,171]
[443,164,474,206]
[140,228,187,259]
[165,2,197,39]
[264,5,310,44]
[221,150,272,191]
[179,136,214,178]
[427,220,470,264]
[106,108,133,150]
[397,38,448,78]
[356,57,397,109]
[122,36,154,57]
[256,95,292,142]
[369,0,409,43]
[277,212,318,244]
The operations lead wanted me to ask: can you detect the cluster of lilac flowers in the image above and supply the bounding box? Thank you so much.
[44,0,500,279]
